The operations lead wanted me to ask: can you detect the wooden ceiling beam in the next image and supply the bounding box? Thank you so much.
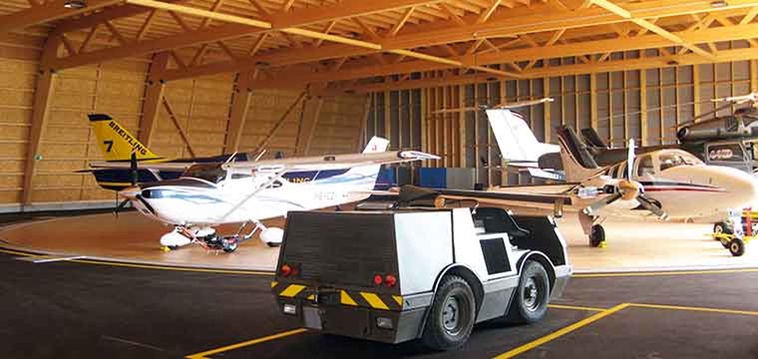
[55,0,189,33]
[162,0,758,80]
[49,0,443,70]
[346,47,758,92]
[245,22,758,87]
[590,0,716,60]
[0,0,123,34]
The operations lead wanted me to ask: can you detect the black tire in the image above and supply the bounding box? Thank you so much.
[505,260,550,324]
[589,225,605,248]
[714,222,733,236]
[222,239,238,253]
[421,275,476,351]
[729,238,745,257]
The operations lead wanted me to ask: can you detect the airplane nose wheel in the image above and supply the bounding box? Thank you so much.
[589,224,605,248]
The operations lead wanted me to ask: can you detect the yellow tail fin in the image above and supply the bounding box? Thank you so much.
[88,114,161,161]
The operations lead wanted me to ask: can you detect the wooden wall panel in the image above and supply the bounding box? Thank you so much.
[369,58,757,187]
[310,94,364,154]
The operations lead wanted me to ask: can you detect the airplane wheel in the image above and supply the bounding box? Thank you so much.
[713,222,733,237]
[589,225,605,248]
[222,240,239,253]
[729,238,745,257]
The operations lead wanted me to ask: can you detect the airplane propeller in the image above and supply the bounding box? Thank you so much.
[583,139,667,219]
[114,152,138,216]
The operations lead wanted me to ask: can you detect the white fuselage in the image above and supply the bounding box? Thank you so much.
[123,166,378,227]
[590,149,758,222]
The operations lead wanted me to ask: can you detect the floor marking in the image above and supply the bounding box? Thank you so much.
[629,303,758,316]
[547,304,606,312]
[493,303,631,359]
[23,255,86,264]
[0,248,39,257]
[573,268,758,278]
[69,259,274,276]
[101,335,166,352]
[185,328,308,358]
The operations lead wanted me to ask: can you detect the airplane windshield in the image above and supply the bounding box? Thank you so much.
[659,151,703,171]
[182,164,228,184]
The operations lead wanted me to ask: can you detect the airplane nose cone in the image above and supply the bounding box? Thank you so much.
[712,167,758,209]
[118,185,141,200]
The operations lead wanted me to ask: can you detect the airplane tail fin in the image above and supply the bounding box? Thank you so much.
[580,128,608,149]
[350,136,391,191]
[555,125,603,182]
[88,114,161,162]
[486,109,559,167]
[362,136,390,153]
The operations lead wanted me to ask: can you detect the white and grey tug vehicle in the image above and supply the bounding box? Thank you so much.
[271,186,571,350]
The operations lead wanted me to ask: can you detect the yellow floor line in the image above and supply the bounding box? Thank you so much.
[69,259,274,276]
[548,304,606,312]
[574,268,758,278]
[493,303,631,359]
[185,328,307,358]
[0,248,39,257]
[629,303,758,316]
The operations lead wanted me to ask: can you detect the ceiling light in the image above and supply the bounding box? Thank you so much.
[64,0,87,9]
[710,0,728,8]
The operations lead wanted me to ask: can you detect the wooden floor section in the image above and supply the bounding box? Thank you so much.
[0,212,756,272]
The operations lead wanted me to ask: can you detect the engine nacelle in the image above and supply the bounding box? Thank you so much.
[260,227,284,247]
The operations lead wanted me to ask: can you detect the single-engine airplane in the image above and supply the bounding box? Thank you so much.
[482,108,758,247]
[116,137,438,252]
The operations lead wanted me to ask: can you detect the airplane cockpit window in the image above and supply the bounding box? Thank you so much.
[659,151,703,171]
[231,173,252,180]
[182,164,228,184]
[636,155,655,177]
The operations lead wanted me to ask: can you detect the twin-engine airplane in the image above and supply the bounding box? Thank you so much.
[478,108,758,247]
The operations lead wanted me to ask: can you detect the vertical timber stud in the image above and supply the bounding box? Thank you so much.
[224,70,255,153]
[139,52,170,146]
[544,78,551,143]
[458,84,465,167]
[355,94,370,152]
[384,91,391,146]
[590,73,598,132]
[22,32,61,206]
[640,70,648,146]
[693,65,701,120]
[751,60,758,94]
[295,87,325,156]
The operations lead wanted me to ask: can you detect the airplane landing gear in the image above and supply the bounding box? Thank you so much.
[589,224,606,248]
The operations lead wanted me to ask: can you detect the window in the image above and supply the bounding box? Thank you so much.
[182,164,227,184]
[636,155,655,177]
[660,150,703,171]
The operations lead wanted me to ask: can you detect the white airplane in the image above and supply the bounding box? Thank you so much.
[467,109,758,247]
[116,137,438,252]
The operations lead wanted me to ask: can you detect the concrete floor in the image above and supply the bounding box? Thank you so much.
[0,249,756,359]
[1,211,755,272]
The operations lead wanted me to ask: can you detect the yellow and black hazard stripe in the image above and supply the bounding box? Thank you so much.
[272,281,404,311]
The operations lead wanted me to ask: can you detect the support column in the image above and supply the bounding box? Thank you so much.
[295,92,324,156]
[224,70,255,153]
[354,94,371,152]
[138,52,170,146]
[22,32,61,206]
[640,70,648,146]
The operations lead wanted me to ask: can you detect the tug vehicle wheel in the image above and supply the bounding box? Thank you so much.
[505,260,550,324]
[714,222,733,236]
[421,275,475,351]
[729,238,745,257]
[589,225,605,248]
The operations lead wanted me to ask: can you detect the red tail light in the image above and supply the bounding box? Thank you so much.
[385,274,397,287]
[373,274,383,285]
[280,264,292,276]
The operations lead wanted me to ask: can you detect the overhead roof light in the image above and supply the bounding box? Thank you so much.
[64,0,87,9]
[710,0,728,8]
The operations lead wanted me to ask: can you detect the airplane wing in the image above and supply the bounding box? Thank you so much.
[221,150,439,172]
[88,160,194,171]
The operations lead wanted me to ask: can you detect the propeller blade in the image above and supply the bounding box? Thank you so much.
[636,195,668,219]
[113,198,130,217]
[129,152,138,186]
[584,192,622,214]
